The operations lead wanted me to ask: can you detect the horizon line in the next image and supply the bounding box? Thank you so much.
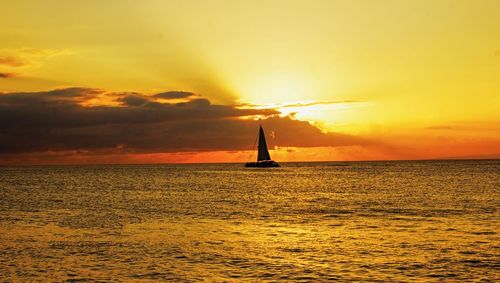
[1,157,499,167]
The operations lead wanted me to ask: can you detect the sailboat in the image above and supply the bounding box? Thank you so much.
[245,125,280,168]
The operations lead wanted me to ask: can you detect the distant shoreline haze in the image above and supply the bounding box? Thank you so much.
[1,157,499,167]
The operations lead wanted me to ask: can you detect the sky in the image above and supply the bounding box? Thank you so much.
[1,0,499,164]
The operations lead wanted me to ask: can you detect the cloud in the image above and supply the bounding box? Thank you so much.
[119,94,150,106]
[0,72,16,78]
[0,48,70,69]
[0,87,369,156]
[0,56,26,67]
[273,100,361,108]
[154,91,196,99]
[425,122,500,132]
[238,99,362,109]
[0,87,102,106]
[0,88,279,130]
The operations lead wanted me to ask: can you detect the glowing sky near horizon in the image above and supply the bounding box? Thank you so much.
[1,0,499,163]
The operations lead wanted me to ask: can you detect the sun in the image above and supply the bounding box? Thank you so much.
[235,68,370,133]
[241,70,314,104]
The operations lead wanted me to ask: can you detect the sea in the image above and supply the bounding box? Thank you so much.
[0,160,498,282]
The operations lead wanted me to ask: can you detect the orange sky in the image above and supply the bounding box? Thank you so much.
[0,0,499,164]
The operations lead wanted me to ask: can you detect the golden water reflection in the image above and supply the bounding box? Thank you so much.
[0,161,498,281]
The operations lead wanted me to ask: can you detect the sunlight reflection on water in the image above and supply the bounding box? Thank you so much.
[0,161,498,281]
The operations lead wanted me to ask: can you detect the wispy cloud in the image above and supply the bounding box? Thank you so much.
[0,56,26,67]
[0,47,71,69]
[425,121,500,132]
[0,72,16,78]
[238,99,364,109]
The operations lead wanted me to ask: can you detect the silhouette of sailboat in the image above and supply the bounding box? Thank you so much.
[245,126,280,168]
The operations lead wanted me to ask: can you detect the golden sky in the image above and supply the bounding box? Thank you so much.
[1,0,499,164]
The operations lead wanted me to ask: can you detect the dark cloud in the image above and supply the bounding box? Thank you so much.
[154,91,195,99]
[0,87,370,155]
[0,87,102,106]
[0,72,16,78]
[119,94,149,106]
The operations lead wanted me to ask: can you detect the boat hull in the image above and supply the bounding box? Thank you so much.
[245,160,280,168]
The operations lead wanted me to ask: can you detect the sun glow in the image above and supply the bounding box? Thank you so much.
[240,71,315,104]
[237,99,371,133]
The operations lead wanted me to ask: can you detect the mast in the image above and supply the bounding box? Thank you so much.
[257,125,272,161]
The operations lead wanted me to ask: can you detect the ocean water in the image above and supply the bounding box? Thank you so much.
[0,160,498,282]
